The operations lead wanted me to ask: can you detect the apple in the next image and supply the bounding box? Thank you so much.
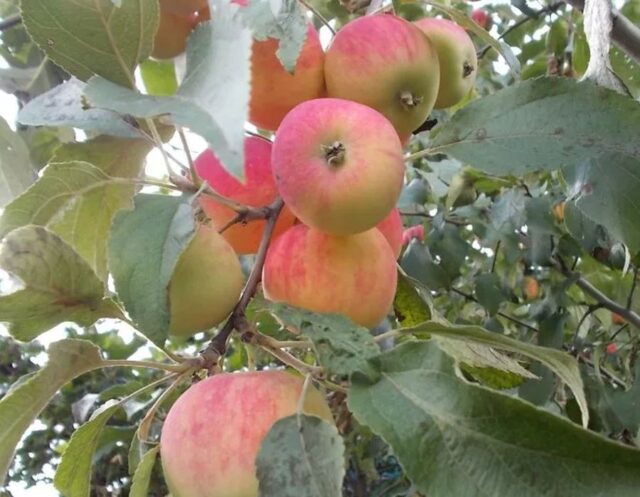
[272,98,405,236]
[401,224,425,246]
[325,14,440,141]
[195,137,296,254]
[414,18,478,109]
[262,224,398,327]
[612,312,626,325]
[377,208,403,259]
[471,9,492,30]
[250,24,326,131]
[152,9,198,60]
[523,276,539,301]
[161,370,333,497]
[159,0,207,16]
[169,224,244,336]
[553,201,565,222]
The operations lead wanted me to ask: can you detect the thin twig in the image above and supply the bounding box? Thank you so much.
[451,287,541,333]
[477,2,564,59]
[177,127,200,187]
[553,257,640,329]
[298,0,335,35]
[491,240,501,273]
[200,199,285,368]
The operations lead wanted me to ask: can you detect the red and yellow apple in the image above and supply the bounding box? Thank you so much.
[523,276,539,301]
[262,225,398,327]
[169,224,244,336]
[152,9,198,60]
[325,14,440,141]
[414,18,478,109]
[195,137,296,254]
[159,0,208,16]
[272,98,404,236]
[161,371,333,497]
[250,24,326,131]
[377,208,403,259]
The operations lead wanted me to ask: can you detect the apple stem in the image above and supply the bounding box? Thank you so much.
[322,141,346,167]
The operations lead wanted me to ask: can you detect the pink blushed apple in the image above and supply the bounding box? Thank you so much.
[377,208,403,259]
[195,137,296,254]
[262,224,398,328]
[272,98,404,236]
[414,18,478,109]
[325,14,440,141]
[160,371,333,497]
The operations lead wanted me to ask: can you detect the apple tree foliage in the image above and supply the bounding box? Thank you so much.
[1,0,640,496]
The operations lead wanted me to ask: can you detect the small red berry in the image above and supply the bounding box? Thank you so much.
[471,9,492,30]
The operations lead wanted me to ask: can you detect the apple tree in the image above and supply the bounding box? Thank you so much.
[1,0,640,496]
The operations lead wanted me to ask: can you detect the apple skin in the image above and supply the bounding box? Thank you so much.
[169,225,244,336]
[414,18,477,109]
[262,225,398,328]
[160,0,207,16]
[523,276,539,301]
[161,370,333,497]
[152,10,198,60]
[195,137,296,254]
[272,98,404,236]
[377,208,403,259]
[325,14,440,141]
[250,24,326,131]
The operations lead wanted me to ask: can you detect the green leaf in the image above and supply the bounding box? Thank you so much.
[0,137,150,280]
[108,194,196,346]
[401,321,589,427]
[430,78,640,176]
[139,59,178,96]
[0,339,106,485]
[129,446,159,497]
[421,1,520,77]
[0,226,121,341]
[242,0,307,73]
[474,273,505,315]
[18,79,141,138]
[54,402,122,497]
[21,0,158,87]
[264,303,380,377]
[256,414,345,497]
[84,0,252,179]
[393,270,432,327]
[0,115,35,208]
[565,154,640,253]
[348,341,640,497]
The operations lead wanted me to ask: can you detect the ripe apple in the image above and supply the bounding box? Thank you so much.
[262,225,398,327]
[401,224,425,246]
[414,18,478,109]
[195,137,296,254]
[325,14,440,141]
[272,98,404,236]
[612,312,626,325]
[159,0,207,16]
[152,9,198,60]
[553,201,565,222]
[471,9,492,30]
[377,208,403,259]
[161,371,333,497]
[250,24,326,131]
[523,276,539,301]
[169,224,244,336]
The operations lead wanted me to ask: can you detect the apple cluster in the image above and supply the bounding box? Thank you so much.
[160,10,478,497]
[167,11,478,335]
